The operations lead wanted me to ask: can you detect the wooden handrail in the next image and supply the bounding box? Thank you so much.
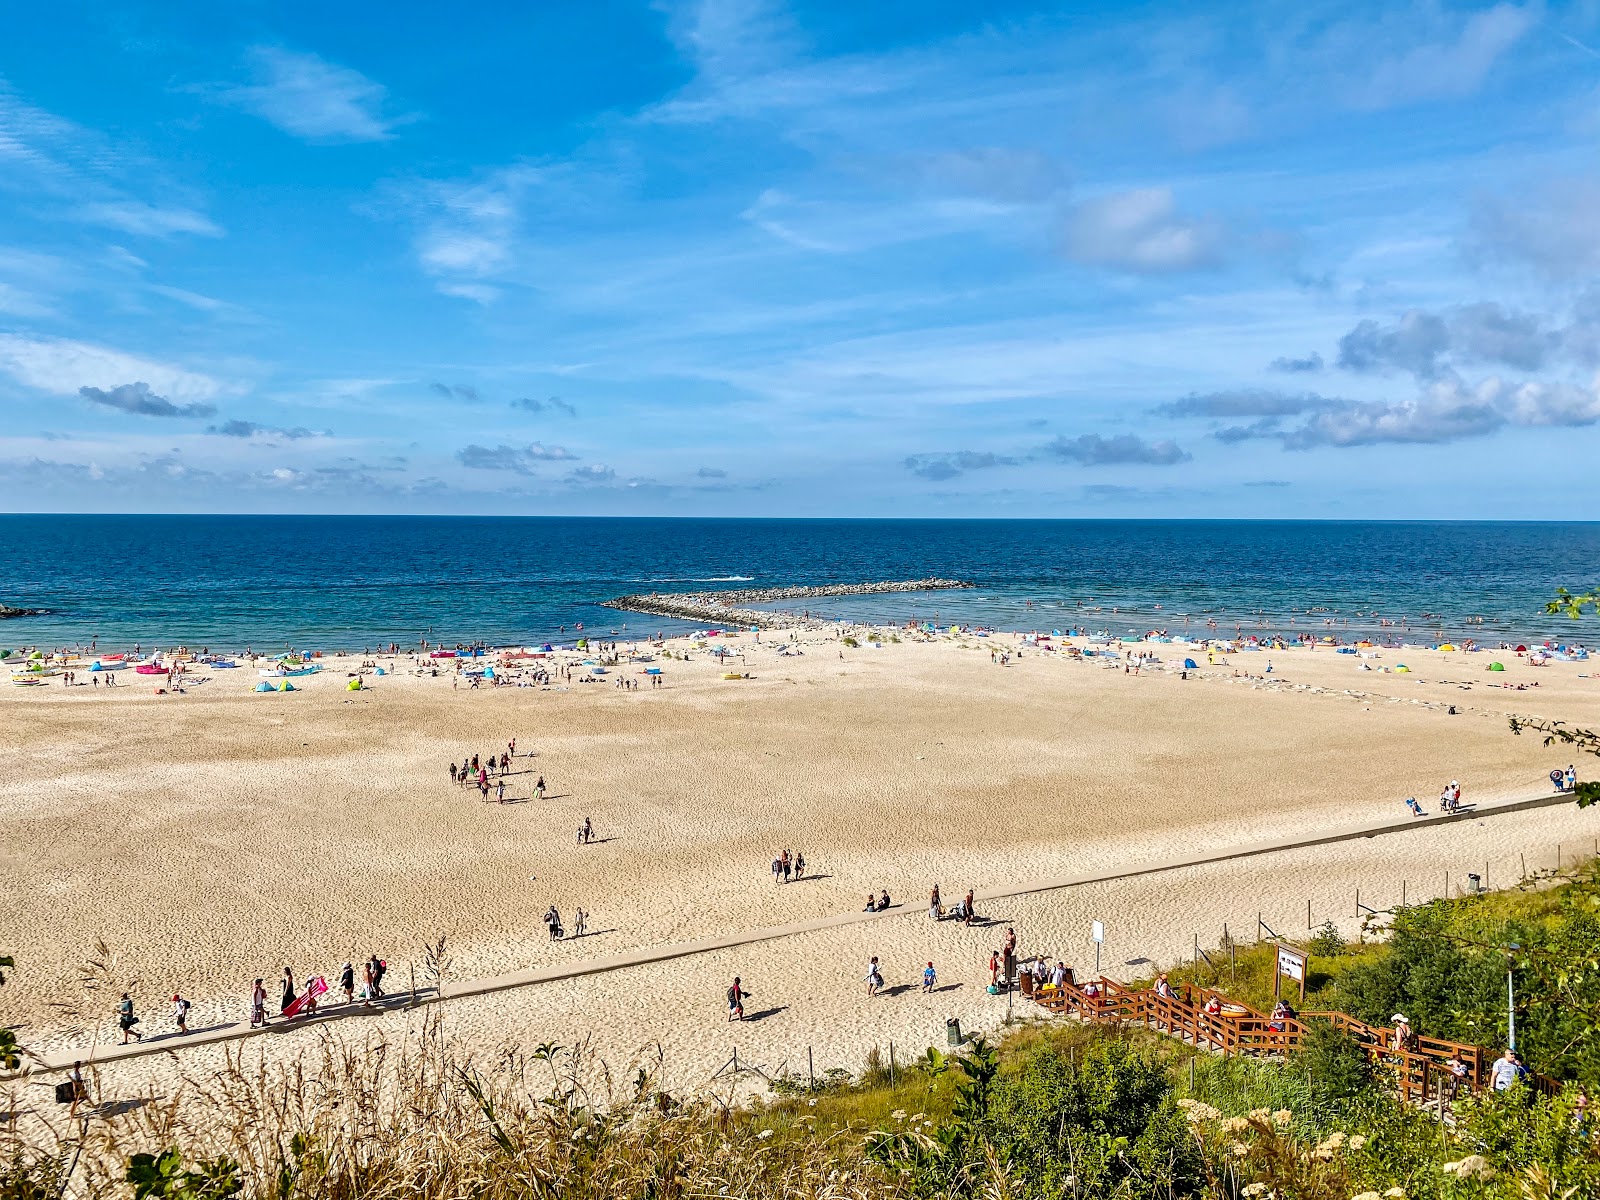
[1028,975,1524,1100]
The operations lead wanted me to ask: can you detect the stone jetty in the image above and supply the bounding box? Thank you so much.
[0,604,44,620]
[601,578,974,630]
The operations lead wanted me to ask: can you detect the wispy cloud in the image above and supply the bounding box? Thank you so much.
[74,201,222,239]
[455,442,577,473]
[1044,433,1190,465]
[903,450,1020,480]
[79,381,216,418]
[512,395,578,416]
[206,419,318,440]
[225,47,407,143]
[567,463,616,484]
[1354,3,1534,109]
[0,333,222,403]
[430,382,481,402]
[1060,188,1228,274]
[1269,352,1323,373]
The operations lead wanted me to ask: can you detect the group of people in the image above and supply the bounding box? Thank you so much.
[1405,779,1463,817]
[927,884,980,926]
[862,889,893,911]
[446,741,547,803]
[112,953,392,1045]
[769,849,806,883]
[1552,765,1580,793]
[542,904,588,940]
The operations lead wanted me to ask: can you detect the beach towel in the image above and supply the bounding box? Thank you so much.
[282,976,329,1018]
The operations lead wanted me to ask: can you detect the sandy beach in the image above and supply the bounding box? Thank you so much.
[3,625,1598,1100]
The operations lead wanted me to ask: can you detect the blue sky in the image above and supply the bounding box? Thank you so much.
[3,0,1600,517]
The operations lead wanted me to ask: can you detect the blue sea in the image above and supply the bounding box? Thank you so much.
[0,516,1595,650]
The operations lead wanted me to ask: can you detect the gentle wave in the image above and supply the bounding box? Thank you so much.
[641,576,756,583]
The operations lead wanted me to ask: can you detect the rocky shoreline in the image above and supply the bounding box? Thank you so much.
[600,578,974,630]
[0,604,45,620]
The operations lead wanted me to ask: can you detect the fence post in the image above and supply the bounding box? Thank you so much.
[889,1041,896,1089]
[1354,888,1359,918]
[1307,898,1312,930]
[1401,880,1406,908]
[808,1045,814,1089]
[1520,852,1527,881]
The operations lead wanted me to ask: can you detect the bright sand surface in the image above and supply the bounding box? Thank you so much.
[3,628,1599,1100]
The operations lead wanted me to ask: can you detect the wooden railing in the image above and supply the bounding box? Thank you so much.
[1026,973,1507,1102]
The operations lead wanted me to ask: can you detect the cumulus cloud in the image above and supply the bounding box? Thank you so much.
[79,381,216,418]
[455,442,577,473]
[903,450,1020,480]
[1044,433,1190,466]
[512,395,578,416]
[1334,302,1587,378]
[1060,188,1226,274]
[1269,352,1323,373]
[1184,375,1600,449]
[206,419,317,440]
[225,47,404,143]
[1337,311,1450,377]
[568,463,616,484]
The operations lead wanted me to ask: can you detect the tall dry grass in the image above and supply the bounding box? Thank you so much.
[3,1014,904,1200]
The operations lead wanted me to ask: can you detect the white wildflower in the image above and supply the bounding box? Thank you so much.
[757,1128,775,1139]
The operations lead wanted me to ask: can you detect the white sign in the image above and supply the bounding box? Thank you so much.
[1277,945,1306,982]
[1091,920,1105,945]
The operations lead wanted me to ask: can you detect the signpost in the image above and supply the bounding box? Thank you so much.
[1274,943,1308,1002]
[1091,919,1105,980]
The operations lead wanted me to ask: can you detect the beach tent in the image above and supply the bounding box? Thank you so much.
[1488,662,1505,671]
[1183,658,1198,669]
[375,667,386,676]
[347,678,363,690]
[254,681,275,692]
[645,667,662,675]
[279,680,297,692]
[1438,644,1457,651]
[1516,645,1528,653]
[1396,665,1411,673]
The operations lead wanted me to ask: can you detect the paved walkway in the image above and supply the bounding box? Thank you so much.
[19,788,1575,1075]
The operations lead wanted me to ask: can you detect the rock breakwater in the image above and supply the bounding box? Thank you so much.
[601,578,973,630]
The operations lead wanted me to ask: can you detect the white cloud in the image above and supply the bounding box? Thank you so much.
[226,47,403,143]
[1473,180,1600,281]
[1355,3,1534,109]
[0,333,222,404]
[74,201,222,238]
[1060,188,1227,274]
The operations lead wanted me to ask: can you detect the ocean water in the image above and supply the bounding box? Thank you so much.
[0,515,1595,650]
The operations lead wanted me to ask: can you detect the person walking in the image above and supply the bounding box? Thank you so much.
[864,956,884,997]
[250,978,268,1027]
[117,993,142,1043]
[726,976,749,1021]
[534,776,546,801]
[171,992,191,1034]
[339,961,355,1006]
[573,907,588,938]
[794,851,805,880]
[922,961,937,993]
[280,968,296,1015]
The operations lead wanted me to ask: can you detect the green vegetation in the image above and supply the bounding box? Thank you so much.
[1143,860,1600,1084]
